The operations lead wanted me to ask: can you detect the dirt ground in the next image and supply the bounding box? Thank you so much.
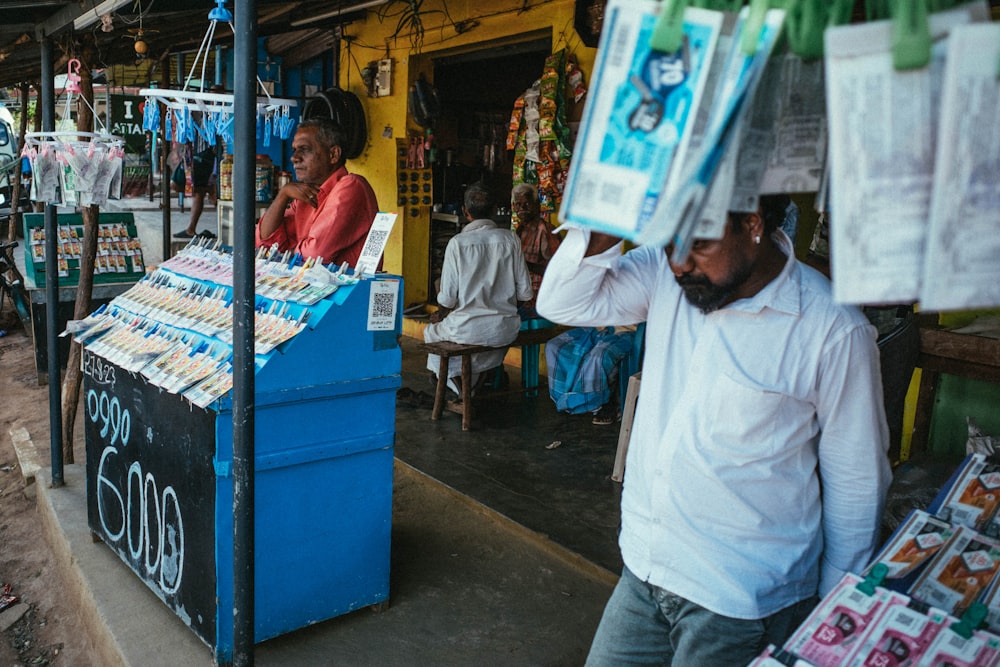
[0,305,96,665]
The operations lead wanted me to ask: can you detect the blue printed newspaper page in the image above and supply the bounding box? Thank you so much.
[559,0,723,242]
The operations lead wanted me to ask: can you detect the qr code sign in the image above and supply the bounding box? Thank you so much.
[367,280,399,331]
[361,230,389,258]
[372,291,395,318]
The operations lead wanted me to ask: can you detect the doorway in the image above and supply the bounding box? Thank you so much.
[423,33,551,300]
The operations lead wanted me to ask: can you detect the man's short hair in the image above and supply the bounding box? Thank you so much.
[464,182,495,220]
[511,182,538,201]
[729,194,792,235]
[299,117,346,152]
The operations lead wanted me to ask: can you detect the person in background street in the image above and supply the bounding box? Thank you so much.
[512,182,560,318]
[425,182,533,401]
[536,194,892,666]
[256,117,378,267]
[170,132,217,239]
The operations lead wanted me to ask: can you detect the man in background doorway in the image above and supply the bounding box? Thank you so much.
[256,117,378,267]
[512,182,561,318]
[425,182,533,399]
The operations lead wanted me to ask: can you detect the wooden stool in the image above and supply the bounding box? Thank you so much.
[418,341,498,430]
[418,326,570,430]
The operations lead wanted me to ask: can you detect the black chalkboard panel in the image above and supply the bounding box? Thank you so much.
[84,349,217,645]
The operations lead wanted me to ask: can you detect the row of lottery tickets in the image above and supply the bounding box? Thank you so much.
[752,452,1000,666]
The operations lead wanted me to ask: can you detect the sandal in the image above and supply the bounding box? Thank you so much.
[592,405,620,426]
[173,229,196,239]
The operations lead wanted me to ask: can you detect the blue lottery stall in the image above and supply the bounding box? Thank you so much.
[81,264,402,662]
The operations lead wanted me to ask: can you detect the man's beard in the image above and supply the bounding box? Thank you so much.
[675,264,751,314]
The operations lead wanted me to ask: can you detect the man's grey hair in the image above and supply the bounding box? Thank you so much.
[299,117,346,153]
[464,182,495,220]
[512,182,538,200]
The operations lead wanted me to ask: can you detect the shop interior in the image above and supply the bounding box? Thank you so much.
[423,35,551,301]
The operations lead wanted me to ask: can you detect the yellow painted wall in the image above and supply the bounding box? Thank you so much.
[337,0,597,307]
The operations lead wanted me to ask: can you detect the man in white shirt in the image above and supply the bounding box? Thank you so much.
[425,182,533,396]
[536,195,891,666]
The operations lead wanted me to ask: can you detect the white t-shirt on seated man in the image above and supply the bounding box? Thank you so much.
[424,182,533,396]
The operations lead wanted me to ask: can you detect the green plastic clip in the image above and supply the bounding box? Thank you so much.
[785,0,825,60]
[866,0,892,21]
[891,0,931,70]
[650,0,690,54]
[856,563,888,596]
[950,602,987,639]
[740,0,771,55]
[690,0,743,12]
[786,0,855,59]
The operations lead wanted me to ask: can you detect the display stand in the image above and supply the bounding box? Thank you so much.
[25,277,134,383]
[20,211,145,382]
[80,261,403,662]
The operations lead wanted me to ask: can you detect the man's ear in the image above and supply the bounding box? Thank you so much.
[329,145,342,166]
[741,210,764,239]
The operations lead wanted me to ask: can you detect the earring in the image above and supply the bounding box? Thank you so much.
[754,235,761,245]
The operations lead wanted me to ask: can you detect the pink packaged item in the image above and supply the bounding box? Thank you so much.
[784,572,909,666]
[844,604,947,666]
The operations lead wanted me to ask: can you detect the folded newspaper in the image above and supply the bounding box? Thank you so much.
[558,0,785,254]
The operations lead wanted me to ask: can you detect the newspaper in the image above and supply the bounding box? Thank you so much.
[823,3,989,304]
[559,0,724,242]
[919,22,1000,311]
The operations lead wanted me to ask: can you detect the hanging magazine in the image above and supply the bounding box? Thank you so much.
[822,2,989,304]
[559,0,724,242]
[919,22,1000,311]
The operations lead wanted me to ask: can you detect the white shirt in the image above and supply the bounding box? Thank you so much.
[426,217,533,346]
[537,229,891,619]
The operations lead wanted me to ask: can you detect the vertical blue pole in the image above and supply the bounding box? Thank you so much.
[232,0,256,664]
[40,36,63,487]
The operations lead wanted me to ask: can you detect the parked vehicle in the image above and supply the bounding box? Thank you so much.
[0,106,29,237]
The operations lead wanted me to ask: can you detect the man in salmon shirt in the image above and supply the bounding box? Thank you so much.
[256,117,378,267]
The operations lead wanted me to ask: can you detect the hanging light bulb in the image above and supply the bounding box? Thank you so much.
[134,36,148,56]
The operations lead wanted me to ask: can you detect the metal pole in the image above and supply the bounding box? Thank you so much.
[232,0,256,664]
[160,105,171,259]
[41,36,63,487]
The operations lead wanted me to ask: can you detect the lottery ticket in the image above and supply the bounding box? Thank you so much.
[559,0,723,241]
[936,453,1000,532]
[908,526,1000,618]
[867,509,955,580]
[784,573,908,666]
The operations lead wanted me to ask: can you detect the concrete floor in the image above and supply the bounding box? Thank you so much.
[394,336,625,576]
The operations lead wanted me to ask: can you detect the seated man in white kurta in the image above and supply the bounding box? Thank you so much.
[424,182,533,396]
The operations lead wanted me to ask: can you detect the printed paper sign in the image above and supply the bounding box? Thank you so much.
[355,212,398,277]
[367,279,399,331]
